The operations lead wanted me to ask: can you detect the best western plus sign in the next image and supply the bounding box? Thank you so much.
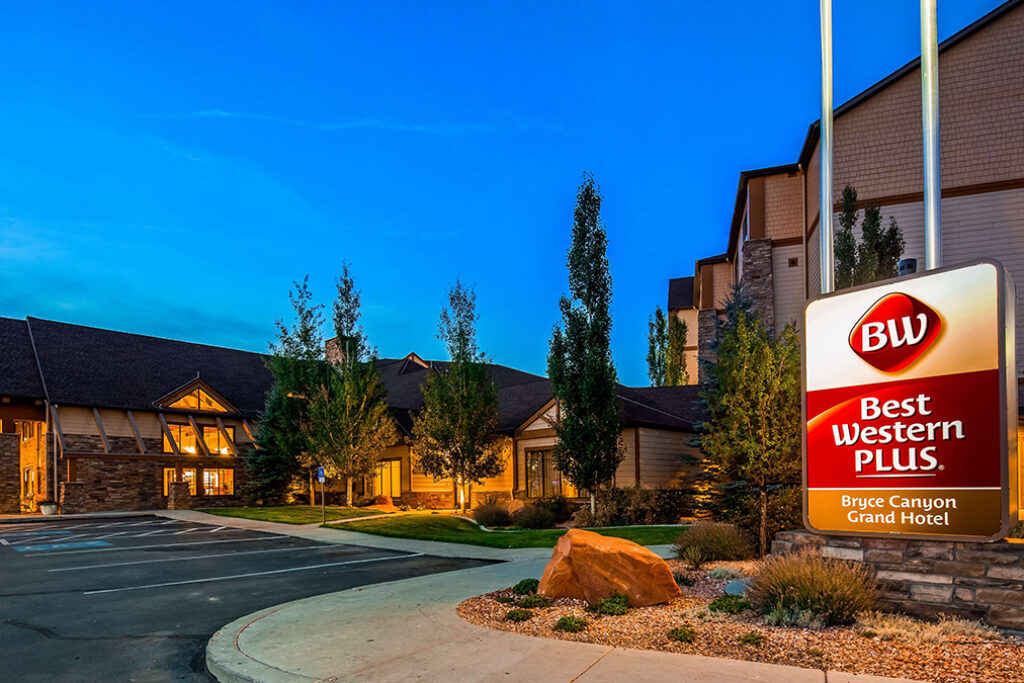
[803,260,1018,541]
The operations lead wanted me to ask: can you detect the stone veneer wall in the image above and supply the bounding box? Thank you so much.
[0,433,20,513]
[740,239,775,334]
[59,434,252,512]
[60,482,86,514]
[773,529,1024,630]
[696,309,719,385]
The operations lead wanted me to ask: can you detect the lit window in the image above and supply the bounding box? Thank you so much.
[168,388,228,412]
[203,426,235,455]
[203,469,234,496]
[525,450,576,498]
[163,467,197,495]
[163,424,199,454]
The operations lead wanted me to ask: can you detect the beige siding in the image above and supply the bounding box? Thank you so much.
[613,429,637,488]
[772,243,805,330]
[807,222,821,299]
[521,403,556,432]
[764,174,804,241]
[409,439,513,493]
[671,308,700,385]
[711,262,734,310]
[638,428,703,488]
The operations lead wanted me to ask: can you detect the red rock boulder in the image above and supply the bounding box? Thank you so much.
[507,499,526,518]
[538,529,681,607]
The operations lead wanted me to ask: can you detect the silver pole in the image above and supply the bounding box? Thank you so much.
[819,0,834,294]
[921,0,941,270]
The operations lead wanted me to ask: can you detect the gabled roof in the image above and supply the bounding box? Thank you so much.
[24,317,272,418]
[725,164,800,258]
[668,277,695,311]
[0,317,46,401]
[797,0,1023,168]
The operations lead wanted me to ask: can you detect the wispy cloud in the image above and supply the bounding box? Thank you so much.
[187,109,496,135]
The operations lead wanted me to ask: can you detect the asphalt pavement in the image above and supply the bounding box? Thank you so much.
[0,515,489,682]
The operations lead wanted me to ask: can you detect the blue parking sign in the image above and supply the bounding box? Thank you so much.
[317,466,325,483]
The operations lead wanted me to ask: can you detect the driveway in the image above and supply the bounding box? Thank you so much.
[0,515,489,681]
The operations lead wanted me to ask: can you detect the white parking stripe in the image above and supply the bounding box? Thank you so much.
[172,527,203,535]
[22,535,280,556]
[49,545,331,572]
[83,553,425,594]
[206,526,227,533]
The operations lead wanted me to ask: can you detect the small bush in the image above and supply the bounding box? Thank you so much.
[516,505,556,530]
[571,487,686,527]
[585,593,630,616]
[398,504,410,511]
[681,545,708,570]
[494,596,516,604]
[474,503,511,528]
[762,604,825,630]
[537,495,577,523]
[709,594,752,614]
[708,567,743,581]
[553,616,588,633]
[673,522,753,564]
[517,595,552,608]
[747,551,878,627]
[505,608,533,622]
[807,647,825,658]
[855,611,1001,645]
[668,625,696,643]
[741,631,766,647]
[511,578,539,595]
[673,572,695,587]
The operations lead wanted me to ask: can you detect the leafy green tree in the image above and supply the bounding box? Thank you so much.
[412,280,504,511]
[306,265,396,505]
[835,185,905,290]
[548,173,623,513]
[701,309,801,557]
[249,276,327,505]
[646,306,668,387]
[666,314,689,386]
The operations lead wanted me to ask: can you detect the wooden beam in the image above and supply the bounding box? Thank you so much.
[633,427,641,486]
[214,417,238,456]
[187,415,210,456]
[242,419,258,448]
[50,405,66,452]
[126,410,147,454]
[158,413,180,456]
[92,408,110,454]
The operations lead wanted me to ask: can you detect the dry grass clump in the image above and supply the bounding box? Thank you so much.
[748,551,877,627]
[674,522,753,568]
[856,611,1002,645]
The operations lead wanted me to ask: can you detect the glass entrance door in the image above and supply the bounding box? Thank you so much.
[373,460,401,498]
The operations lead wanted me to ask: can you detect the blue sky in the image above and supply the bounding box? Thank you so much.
[0,1,1004,385]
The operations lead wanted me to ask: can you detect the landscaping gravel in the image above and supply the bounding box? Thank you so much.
[456,560,1024,683]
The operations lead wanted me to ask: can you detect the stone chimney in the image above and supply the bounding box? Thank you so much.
[325,337,344,365]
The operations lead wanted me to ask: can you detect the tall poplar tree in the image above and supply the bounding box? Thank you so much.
[835,184,906,290]
[412,281,504,511]
[246,276,326,504]
[666,315,689,386]
[548,173,623,513]
[305,265,396,505]
[646,306,668,387]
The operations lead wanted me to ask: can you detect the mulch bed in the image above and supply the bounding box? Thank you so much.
[456,560,1024,683]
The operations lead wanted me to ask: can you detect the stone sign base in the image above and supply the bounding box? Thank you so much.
[773,529,1024,630]
[167,481,192,510]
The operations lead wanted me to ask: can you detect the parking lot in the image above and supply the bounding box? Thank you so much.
[0,515,489,681]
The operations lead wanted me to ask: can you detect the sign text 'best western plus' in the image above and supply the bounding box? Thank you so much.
[804,260,1017,541]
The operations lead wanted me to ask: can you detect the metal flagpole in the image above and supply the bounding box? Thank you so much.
[921,0,942,269]
[819,0,835,294]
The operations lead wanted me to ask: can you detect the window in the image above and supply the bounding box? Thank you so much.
[525,450,576,498]
[203,426,235,455]
[22,468,35,496]
[163,467,197,495]
[163,424,199,454]
[203,468,234,496]
[168,388,228,412]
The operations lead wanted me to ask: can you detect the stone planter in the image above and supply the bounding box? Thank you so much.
[39,503,58,516]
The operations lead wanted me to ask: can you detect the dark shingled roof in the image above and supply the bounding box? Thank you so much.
[0,317,45,400]
[25,317,272,418]
[668,277,695,311]
[1,317,711,433]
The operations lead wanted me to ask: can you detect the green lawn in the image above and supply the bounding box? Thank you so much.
[332,513,686,548]
[202,505,385,525]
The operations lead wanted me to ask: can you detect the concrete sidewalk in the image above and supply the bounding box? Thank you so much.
[206,558,921,683]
